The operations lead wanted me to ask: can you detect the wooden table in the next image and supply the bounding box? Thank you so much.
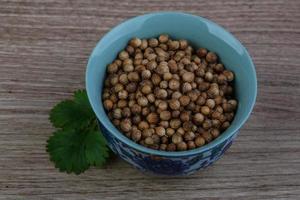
[1,0,299,199]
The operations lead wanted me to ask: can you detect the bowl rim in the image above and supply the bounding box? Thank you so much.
[86,11,257,157]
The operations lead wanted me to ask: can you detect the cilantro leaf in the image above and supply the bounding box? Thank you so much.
[85,129,110,166]
[46,128,109,174]
[49,90,95,130]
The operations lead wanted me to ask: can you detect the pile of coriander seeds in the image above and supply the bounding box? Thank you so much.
[102,35,237,151]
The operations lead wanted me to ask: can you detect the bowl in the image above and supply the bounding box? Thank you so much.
[86,12,257,175]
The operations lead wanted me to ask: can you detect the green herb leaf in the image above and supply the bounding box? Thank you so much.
[49,90,95,130]
[47,89,111,174]
[46,128,109,174]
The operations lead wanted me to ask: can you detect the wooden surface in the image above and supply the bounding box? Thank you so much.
[1,0,300,199]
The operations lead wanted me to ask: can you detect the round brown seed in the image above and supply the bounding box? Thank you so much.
[187,141,196,149]
[179,95,190,107]
[193,113,204,125]
[177,142,187,151]
[146,113,159,124]
[129,37,142,48]
[169,99,181,110]
[202,131,212,142]
[155,89,168,99]
[206,99,216,109]
[158,34,169,43]
[184,131,195,141]
[141,85,152,94]
[155,126,166,137]
[141,70,152,79]
[145,137,154,145]
[148,38,159,47]
[160,144,167,151]
[210,128,220,138]
[131,129,142,141]
[112,108,122,119]
[169,79,180,90]
[195,136,206,147]
[182,72,195,82]
[179,39,188,49]
[182,82,192,93]
[158,101,168,110]
[138,121,149,130]
[180,111,190,122]
[206,52,217,63]
[166,128,175,137]
[167,143,176,151]
[137,96,148,107]
[197,48,207,58]
[120,119,132,132]
[201,106,210,115]
[143,128,154,138]
[160,111,171,121]
[170,119,181,129]
[103,99,113,110]
[172,134,183,144]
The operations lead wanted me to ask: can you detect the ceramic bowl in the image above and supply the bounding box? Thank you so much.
[86,12,257,175]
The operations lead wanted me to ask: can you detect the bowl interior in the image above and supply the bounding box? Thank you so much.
[86,12,257,156]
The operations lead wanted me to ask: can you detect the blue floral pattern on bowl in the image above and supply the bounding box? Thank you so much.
[98,120,236,175]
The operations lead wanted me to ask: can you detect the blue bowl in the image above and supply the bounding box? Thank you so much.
[86,12,257,175]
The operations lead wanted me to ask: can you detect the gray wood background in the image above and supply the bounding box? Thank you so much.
[0,0,299,199]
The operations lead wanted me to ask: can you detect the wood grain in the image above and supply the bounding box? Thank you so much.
[0,0,300,199]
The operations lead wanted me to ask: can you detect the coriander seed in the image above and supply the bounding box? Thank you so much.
[169,99,181,110]
[123,64,134,72]
[155,88,168,99]
[172,91,182,99]
[141,85,152,94]
[129,37,142,48]
[182,72,195,82]
[223,70,234,82]
[167,143,176,151]
[197,48,207,58]
[120,119,132,132]
[193,113,204,125]
[160,111,171,121]
[112,108,122,119]
[138,121,149,130]
[140,39,148,49]
[103,99,113,110]
[160,144,167,151]
[177,142,187,151]
[210,128,220,138]
[143,128,154,138]
[187,141,196,149]
[206,52,217,63]
[170,119,181,129]
[202,131,212,142]
[159,120,169,128]
[146,113,159,124]
[179,39,188,49]
[145,137,154,145]
[180,111,190,122]
[182,82,192,93]
[169,79,180,90]
[184,131,195,141]
[195,136,205,147]
[131,129,142,141]
[179,95,190,106]
[172,134,183,144]
[155,126,166,137]
[148,38,159,47]
[166,128,175,137]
